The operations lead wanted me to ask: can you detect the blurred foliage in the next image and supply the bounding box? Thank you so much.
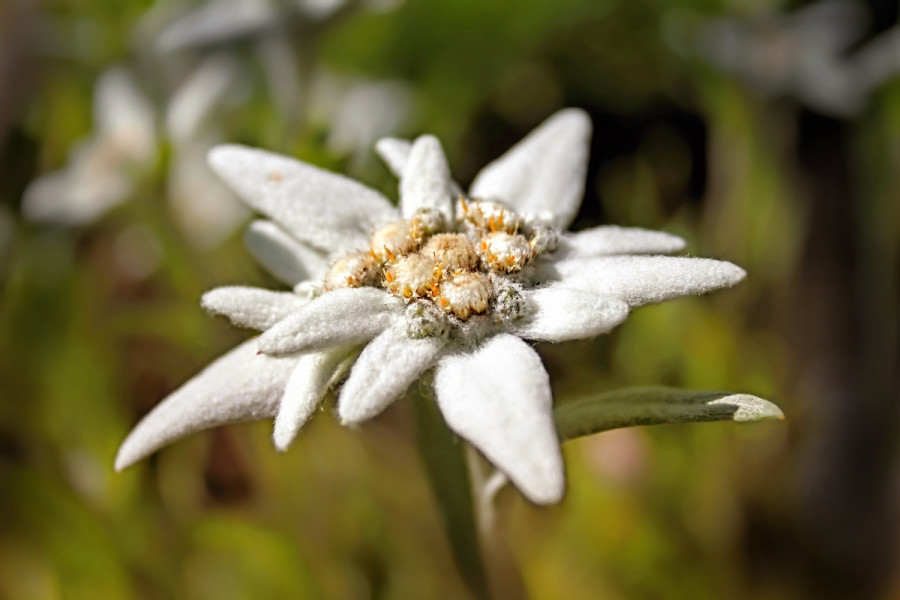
[2,0,899,598]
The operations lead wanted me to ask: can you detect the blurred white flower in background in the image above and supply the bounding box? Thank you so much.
[22,67,156,226]
[148,0,407,127]
[668,0,900,117]
[147,0,412,244]
[165,54,251,247]
[310,72,414,168]
[22,0,412,247]
[116,109,749,504]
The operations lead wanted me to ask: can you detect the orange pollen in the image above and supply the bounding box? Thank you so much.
[384,246,395,261]
[430,282,440,297]
[384,270,395,283]
[489,216,497,233]
[403,287,412,298]
[440,297,450,307]
[480,240,487,250]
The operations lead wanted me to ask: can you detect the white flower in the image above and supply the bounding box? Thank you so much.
[674,0,900,117]
[115,109,746,504]
[22,67,156,225]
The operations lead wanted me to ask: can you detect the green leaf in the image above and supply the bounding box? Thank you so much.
[555,386,784,442]
[410,382,488,600]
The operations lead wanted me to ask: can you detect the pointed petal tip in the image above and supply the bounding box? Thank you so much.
[337,415,362,429]
[521,473,566,505]
[552,107,592,131]
[272,427,294,452]
[412,133,440,147]
[336,396,378,426]
[717,394,784,422]
[375,136,404,149]
[667,233,688,253]
[199,288,219,312]
[721,261,747,286]
[113,438,140,472]
[206,143,247,174]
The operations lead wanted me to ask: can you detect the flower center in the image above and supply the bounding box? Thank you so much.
[323,198,548,328]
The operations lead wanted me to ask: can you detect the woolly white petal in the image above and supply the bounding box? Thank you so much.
[399,135,455,221]
[469,108,591,230]
[201,286,310,331]
[375,137,412,177]
[115,340,297,471]
[273,347,349,450]
[512,287,629,342]
[433,335,564,505]
[208,145,398,253]
[536,255,747,307]
[244,220,329,285]
[553,226,687,259]
[257,287,396,355]
[338,328,445,424]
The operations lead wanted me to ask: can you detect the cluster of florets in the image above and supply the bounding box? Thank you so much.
[322,198,549,333]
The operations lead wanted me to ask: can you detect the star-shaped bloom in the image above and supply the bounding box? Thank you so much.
[116,108,746,504]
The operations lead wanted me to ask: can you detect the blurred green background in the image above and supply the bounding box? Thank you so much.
[1,0,898,598]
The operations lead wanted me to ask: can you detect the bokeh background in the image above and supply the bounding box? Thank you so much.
[1,0,899,598]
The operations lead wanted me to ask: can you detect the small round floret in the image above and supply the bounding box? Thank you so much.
[479,232,532,273]
[458,198,523,234]
[412,208,446,236]
[324,251,380,290]
[369,219,423,262]
[385,253,439,301]
[421,233,479,273]
[527,224,559,254]
[491,279,526,321]
[405,300,450,338]
[437,271,492,319]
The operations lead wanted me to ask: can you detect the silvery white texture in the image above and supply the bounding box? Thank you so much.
[669,0,900,117]
[116,108,747,504]
[21,67,157,225]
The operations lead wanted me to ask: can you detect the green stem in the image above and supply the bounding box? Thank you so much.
[411,383,489,599]
[464,446,527,600]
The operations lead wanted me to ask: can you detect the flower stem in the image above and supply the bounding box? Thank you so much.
[465,445,527,600]
[411,383,489,599]
[410,381,526,599]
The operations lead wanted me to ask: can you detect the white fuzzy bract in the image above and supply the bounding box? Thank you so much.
[116,108,747,505]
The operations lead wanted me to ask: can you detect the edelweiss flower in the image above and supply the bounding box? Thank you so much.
[116,109,746,504]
